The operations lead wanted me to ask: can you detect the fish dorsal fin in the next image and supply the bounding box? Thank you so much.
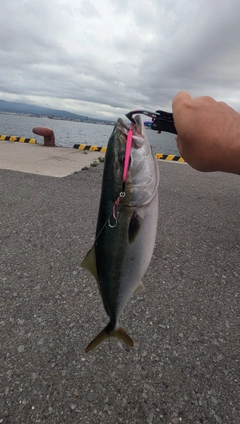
[81,245,98,282]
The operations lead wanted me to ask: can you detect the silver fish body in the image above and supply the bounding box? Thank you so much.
[81,115,159,352]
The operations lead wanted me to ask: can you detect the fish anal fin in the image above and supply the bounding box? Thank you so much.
[85,325,134,353]
[81,245,98,282]
[128,211,142,244]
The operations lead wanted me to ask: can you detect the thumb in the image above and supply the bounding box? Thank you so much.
[172,91,192,112]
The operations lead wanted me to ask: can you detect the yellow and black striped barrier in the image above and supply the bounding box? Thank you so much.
[155,153,184,162]
[73,143,107,152]
[0,135,37,144]
[0,137,184,161]
[73,143,184,162]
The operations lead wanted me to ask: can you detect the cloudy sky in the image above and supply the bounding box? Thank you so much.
[1,0,240,119]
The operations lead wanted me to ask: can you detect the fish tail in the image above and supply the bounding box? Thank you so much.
[85,325,134,353]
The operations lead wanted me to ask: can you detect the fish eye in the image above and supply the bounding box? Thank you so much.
[118,153,125,164]
[118,152,131,167]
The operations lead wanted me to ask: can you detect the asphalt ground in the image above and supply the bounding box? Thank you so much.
[0,161,239,424]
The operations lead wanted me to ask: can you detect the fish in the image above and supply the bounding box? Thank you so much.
[81,115,159,352]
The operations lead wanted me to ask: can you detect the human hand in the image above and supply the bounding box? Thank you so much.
[172,91,240,174]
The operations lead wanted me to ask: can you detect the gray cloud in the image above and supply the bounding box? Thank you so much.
[1,0,240,119]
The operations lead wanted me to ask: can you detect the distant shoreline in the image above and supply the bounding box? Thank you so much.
[0,110,115,126]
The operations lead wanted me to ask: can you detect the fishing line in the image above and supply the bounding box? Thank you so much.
[94,192,126,243]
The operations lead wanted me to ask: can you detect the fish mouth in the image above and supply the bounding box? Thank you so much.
[117,116,145,149]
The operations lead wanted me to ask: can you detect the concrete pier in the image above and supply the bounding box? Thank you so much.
[0,140,105,177]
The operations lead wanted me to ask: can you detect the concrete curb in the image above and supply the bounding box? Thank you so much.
[74,143,184,162]
[155,153,184,162]
[1,137,184,162]
[73,143,107,152]
[0,134,37,144]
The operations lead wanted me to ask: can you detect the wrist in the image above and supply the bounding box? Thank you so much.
[222,118,240,175]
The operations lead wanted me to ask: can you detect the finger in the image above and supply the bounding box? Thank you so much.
[175,134,180,147]
[174,135,182,153]
[172,91,191,111]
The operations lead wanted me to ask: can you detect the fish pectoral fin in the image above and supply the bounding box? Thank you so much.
[85,325,134,353]
[128,211,142,244]
[81,245,98,282]
[134,281,144,294]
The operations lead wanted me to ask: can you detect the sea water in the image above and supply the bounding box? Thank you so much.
[0,113,179,155]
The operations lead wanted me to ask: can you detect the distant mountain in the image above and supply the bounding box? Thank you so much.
[0,99,88,120]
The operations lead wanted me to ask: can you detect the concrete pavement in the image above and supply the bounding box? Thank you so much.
[0,140,105,177]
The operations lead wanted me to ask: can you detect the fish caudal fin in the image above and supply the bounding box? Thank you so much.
[85,325,134,353]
